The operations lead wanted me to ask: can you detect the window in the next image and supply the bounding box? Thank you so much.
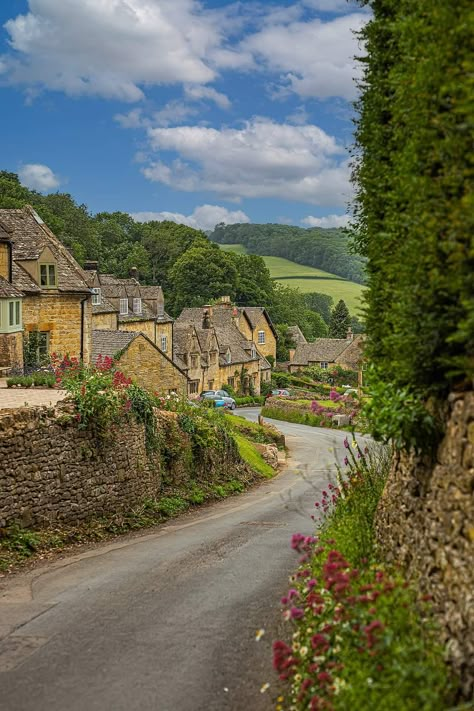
[91,287,101,306]
[251,345,257,358]
[191,354,199,369]
[226,349,231,364]
[160,335,168,352]
[208,380,214,390]
[39,264,56,287]
[189,381,199,394]
[258,330,265,344]
[38,332,49,361]
[320,361,328,369]
[227,377,235,388]
[133,298,142,314]
[120,298,128,315]
[8,300,21,327]
[209,351,217,365]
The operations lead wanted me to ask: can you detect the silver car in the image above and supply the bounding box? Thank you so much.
[200,390,236,409]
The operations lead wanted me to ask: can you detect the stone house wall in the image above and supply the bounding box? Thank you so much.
[118,336,187,396]
[119,317,155,343]
[155,322,173,355]
[0,403,252,529]
[23,293,92,364]
[0,243,9,280]
[92,312,118,331]
[251,316,277,361]
[0,331,23,370]
[375,391,474,698]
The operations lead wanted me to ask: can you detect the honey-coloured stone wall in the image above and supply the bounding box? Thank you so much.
[375,391,474,698]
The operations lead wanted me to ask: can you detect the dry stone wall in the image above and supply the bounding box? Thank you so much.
[0,403,251,530]
[375,391,474,698]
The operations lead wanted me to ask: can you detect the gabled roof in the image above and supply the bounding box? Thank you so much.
[287,325,307,345]
[0,206,91,294]
[92,329,188,378]
[291,338,352,366]
[240,306,278,339]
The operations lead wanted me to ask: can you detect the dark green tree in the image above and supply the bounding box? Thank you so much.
[329,300,350,339]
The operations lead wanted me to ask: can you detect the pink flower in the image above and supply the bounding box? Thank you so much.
[289,607,305,619]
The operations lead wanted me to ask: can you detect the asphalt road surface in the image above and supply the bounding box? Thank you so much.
[0,410,360,711]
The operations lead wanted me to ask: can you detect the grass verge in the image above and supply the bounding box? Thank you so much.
[233,433,276,479]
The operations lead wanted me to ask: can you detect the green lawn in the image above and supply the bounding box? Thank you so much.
[219,244,364,314]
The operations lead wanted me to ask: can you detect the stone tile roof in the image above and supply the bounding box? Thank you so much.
[288,325,307,345]
[0,206,91,294]
[0,276,23,298]
[177,307,258,366]
[291,339,352,366]
[0,219,12,241]
[240,305,277,337]
[12,262,40,293]
[91,330,138,361]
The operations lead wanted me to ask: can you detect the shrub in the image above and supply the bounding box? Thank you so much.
[272,441,455,709]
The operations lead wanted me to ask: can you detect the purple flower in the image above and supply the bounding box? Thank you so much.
[344,456,349,466]
[289,607,305,620]
[343,437,349,449]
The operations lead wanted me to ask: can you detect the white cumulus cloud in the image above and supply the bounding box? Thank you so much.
[142,118,351,206]
[240,12,367,101]
[18,163,60,192]
[2,0,221,101]
[301,213,350,228]
[131,204,250,232]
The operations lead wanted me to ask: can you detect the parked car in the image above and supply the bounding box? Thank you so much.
[269,388,290,397]
[200,389,236,409]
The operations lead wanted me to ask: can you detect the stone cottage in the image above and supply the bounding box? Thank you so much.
[0,206,92,370]
[288,331,364,373]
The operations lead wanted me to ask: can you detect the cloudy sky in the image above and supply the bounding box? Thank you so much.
[0,0,367,231]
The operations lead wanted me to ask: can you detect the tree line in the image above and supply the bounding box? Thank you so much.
[0,171,362,359]
[209,222,366,284]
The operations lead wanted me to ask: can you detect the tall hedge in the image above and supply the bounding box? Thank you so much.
[353,0,474,450]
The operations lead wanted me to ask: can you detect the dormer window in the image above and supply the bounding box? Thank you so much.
[40,264,57,287]
[91,287,101,306]
[251,345,257,358]
[226,349,231,364]
[120,298,128,315]
[133,298,142,314]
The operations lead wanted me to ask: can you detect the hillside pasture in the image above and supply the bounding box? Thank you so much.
[220,244,364,314]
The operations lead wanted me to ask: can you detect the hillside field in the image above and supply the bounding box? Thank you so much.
[220,244,364,314]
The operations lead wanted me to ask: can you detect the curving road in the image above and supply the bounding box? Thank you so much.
[0,411,359,711]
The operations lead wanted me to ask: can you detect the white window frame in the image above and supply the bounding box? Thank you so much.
[160,335,168,352]
[91,287,101,306]
[133,297,142,314]
[8,300,21,327]
[226,350,231,364]
[258,330,265,345]
[120,298,128,315]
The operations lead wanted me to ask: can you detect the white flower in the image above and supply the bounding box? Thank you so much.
[255,628,265,642]
[300,646,309,657]
[260,683,270,694]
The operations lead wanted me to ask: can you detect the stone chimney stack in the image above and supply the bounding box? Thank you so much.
[231,306,240,328]
[83,260,98,271]
[346,327,354,342]
[202,307,212,329]
[129,266,139,281]
[289,348,296,361]
[219,295,232,307]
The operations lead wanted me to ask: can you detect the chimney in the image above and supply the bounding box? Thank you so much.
[232,306,240,328]
[84,260,98,271]
[129,266,139,281]
[202,308,212,329]
[219,295,232,307]
[289,348,296,361]
[346,327,354,342]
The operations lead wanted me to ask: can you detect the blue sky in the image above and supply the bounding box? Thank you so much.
[0,0,367,231]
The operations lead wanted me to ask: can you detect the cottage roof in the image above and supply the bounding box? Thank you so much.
[177,307,258,366]
[0,275,23,298]
[287,325,307,345]
[91,330,138,361]
[291,339,352,366]
[0,206,91,294]
[240,306,278,338]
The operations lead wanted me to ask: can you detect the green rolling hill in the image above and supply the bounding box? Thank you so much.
[219,244,365,314]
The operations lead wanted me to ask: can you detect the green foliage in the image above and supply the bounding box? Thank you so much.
[210,222,366,284]
[234,396,265,406]
[274,441,455,710]
[157,496,190,518]
[6,372,55,388]
[233,433,275,478]
[304,292,334,324]
[329,299,351,339]
[353,0,474,451]
[261,405,333,429]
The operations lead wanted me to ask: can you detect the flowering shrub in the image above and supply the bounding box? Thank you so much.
[272,441,455,710]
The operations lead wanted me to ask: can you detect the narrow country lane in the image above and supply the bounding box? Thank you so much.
[0,411,362,711]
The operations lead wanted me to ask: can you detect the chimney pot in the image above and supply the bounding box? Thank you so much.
[130,266,139,281]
